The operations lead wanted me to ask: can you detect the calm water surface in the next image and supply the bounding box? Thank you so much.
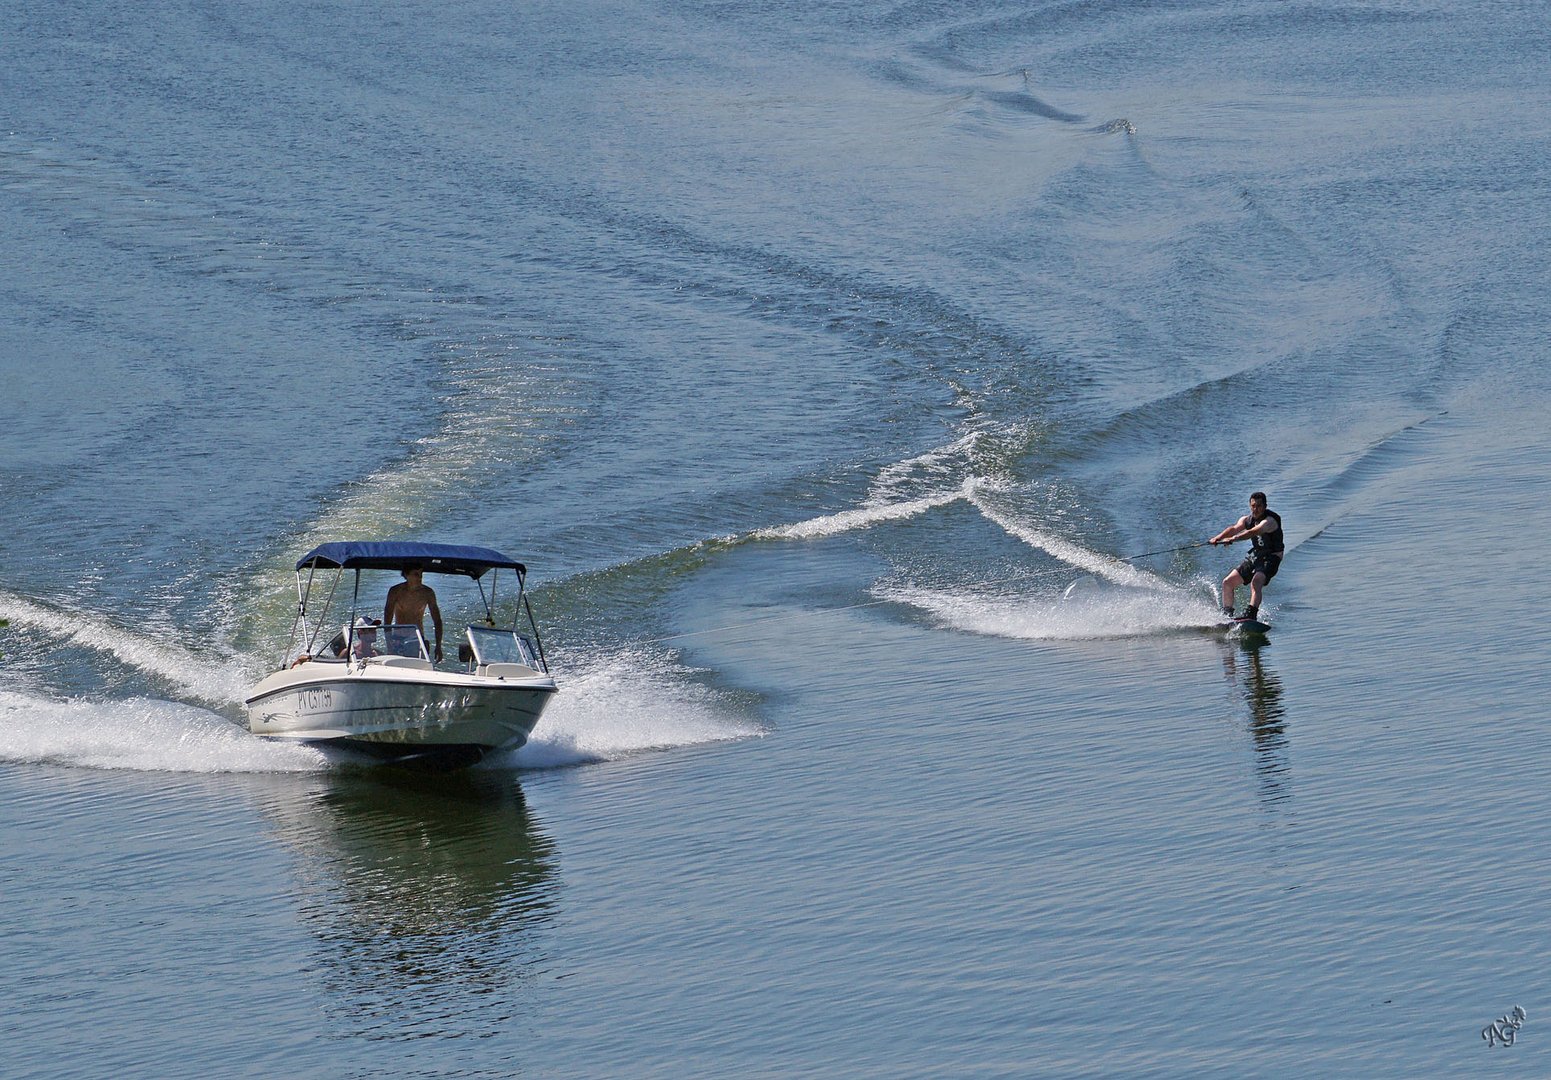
[3,1,1550,1076]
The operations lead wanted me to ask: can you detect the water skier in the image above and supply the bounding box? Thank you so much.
[1209,491,1283,621]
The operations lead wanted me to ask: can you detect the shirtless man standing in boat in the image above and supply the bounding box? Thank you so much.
[385,565,445,662]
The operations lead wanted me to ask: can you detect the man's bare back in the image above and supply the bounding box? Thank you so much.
[384,567,444,660]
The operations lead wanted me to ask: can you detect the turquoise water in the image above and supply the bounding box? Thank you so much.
[3,1,1550,1075]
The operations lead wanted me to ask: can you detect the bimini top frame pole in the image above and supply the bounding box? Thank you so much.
[297,565,345,663]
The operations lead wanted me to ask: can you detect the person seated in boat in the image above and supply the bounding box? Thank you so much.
[384,564,444,662]
[348,617,382,660]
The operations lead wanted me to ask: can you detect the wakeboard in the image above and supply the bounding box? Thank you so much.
[1218,616,1270,634]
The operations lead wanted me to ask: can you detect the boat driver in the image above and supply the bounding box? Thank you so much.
[384,565,445,662]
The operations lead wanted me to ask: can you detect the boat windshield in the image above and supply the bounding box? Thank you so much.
[467,625,540,668]
[380,624,430,661]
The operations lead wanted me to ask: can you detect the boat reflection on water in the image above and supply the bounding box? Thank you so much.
[1219,638,1290,810]
[251,770,560,1042]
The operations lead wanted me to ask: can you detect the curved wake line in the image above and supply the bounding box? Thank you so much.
[545,444,994,593]
[969,495,1173,592]
[754,480,975,541]
[548,461,1186,649]
[0,592,252,706]
[877,583,1224,642]
[600,478,1204,649]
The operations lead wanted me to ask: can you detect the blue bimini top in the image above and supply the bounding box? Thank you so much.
[295,541,525,579]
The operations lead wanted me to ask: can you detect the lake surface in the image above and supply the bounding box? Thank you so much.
[3,1,1549,1075]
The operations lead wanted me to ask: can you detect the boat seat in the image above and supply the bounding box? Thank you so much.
[478,662,541,679]
[366,655,434,671]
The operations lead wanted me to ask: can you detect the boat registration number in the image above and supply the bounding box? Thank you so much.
[299,687,333,711]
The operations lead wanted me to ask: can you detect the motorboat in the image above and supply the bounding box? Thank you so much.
[246,541,558,766]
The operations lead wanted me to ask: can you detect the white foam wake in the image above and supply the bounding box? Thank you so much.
[969,496,1172,592]
[497,647,763,770]
[0,593,253,705]
[869,431,984,503]
[878,583,1221,641]
[0,691,324,773]
[0,646,760,775]
[754,479,974,541]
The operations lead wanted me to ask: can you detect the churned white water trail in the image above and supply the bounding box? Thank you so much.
[0,592,252,706]
[0,647,759,775]
[497,647,763,769]
[0,588,757,774]
[0,691,324,773]
[875,583,1223,641]
[869,431,984,504]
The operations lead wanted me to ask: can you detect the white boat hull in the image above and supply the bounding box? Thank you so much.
[245,659,557,762]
